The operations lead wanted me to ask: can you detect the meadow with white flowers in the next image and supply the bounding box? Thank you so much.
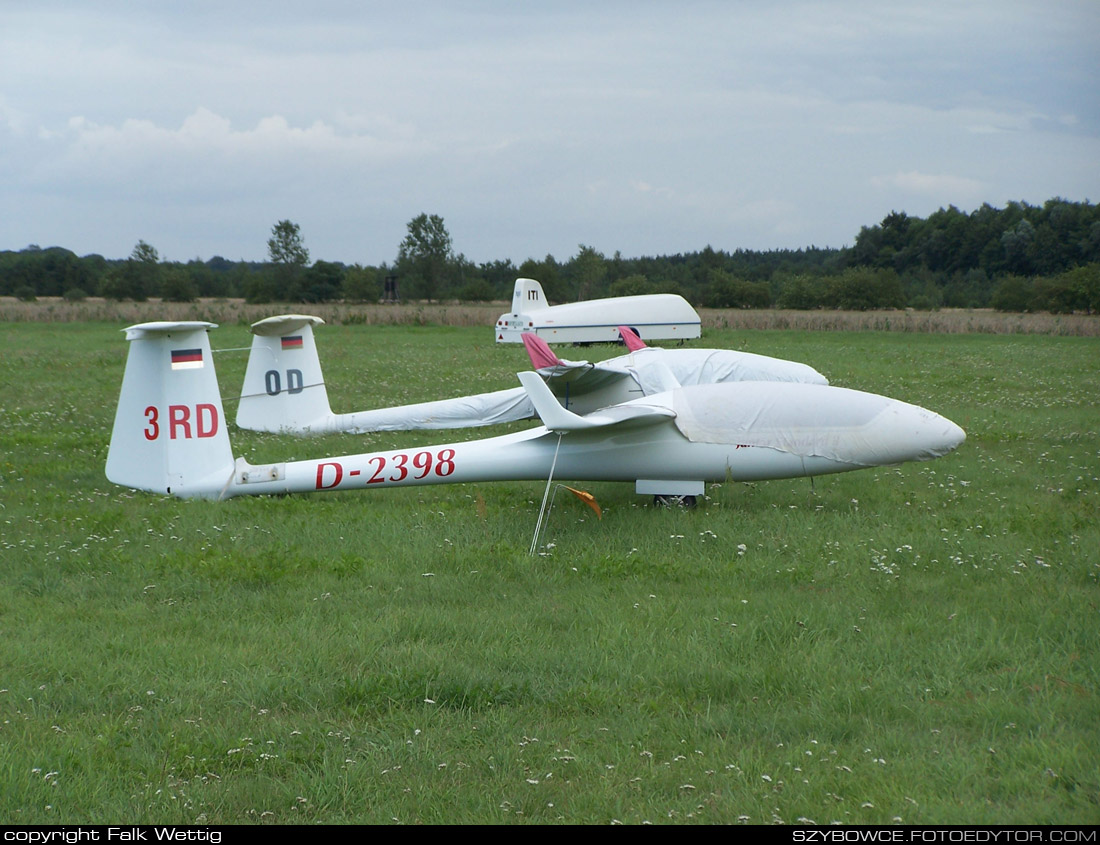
[1,319,1096,824]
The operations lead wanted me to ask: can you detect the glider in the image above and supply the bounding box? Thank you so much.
[236,315,829,436]
[107,322,965,505]
[495,277,701,344]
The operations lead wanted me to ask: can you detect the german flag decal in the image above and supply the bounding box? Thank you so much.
[281,335,304,350]
[170,348,204,370]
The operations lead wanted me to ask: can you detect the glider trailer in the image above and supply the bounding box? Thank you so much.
[495,278,701,345]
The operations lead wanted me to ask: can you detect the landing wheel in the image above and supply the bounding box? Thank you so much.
[653,494,698,509]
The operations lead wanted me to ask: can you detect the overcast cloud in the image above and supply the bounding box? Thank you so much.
[2,0,1097,265]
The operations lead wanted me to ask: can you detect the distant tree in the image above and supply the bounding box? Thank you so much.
[776,275,827,310]
[183,259,222,298]
[242,269,279,304]
[518,255,563,300]
[264,220,310,300]
[1028,275,1081,314]
[568,244,607,301]
[80,254,109,295]
[132,240,159,264]
[830,268,905,310]
[99,242,159,300]
[130,240,161,299]
[342,265,380,302]
[267,220,309,267]
[396,213,453,301]
[478,259,519,299]
[703,270,771,308]
[609,274,654,298]
[160,265,199,302]
[1061,263,1100,313]
[298,260,343,302]
[1001,219,1036,275]
[99,264,143,301]
[904,273,944,311]
[990,275,1033,312]
[0,247,93,297]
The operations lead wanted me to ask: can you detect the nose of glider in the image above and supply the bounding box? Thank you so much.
[875,400,966,464]
[941,417,967,454]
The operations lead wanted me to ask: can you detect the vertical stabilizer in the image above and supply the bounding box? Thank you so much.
[236,315,333,433]
[106,322,236,499]
[511,278,549,312]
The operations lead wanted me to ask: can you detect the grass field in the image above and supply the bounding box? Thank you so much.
[1,320,1097,824]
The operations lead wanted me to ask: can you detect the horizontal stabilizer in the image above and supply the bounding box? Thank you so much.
[250,314,325,337]
[123,320,217,340]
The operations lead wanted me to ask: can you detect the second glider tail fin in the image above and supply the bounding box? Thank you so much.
[237,315,334,434]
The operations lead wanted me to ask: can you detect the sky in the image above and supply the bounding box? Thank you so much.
[2,0,1098,266]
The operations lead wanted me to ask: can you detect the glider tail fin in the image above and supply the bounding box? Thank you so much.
[105,321,236,499]
[236,315,334,434]
[511,277,549,312]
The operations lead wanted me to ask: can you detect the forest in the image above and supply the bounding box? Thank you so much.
[2,199,1098,314]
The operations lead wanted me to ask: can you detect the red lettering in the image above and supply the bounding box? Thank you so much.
[390,453,409,482]
[168,405,191,439]
[413,450,433,479]
[436,448,455,477]
[367,456,386,484]
[196,403,219,438]
[315,461,343,489]
[143,406,159,440]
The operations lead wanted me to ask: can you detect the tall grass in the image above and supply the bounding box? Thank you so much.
[2,296,1097,335]
[0,322,1097,823]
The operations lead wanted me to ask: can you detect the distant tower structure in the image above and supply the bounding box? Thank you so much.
[383,275,399,303]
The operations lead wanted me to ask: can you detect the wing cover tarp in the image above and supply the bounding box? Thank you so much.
[332,387,534,433]
[635,348,828,390]
[671,382,921,466]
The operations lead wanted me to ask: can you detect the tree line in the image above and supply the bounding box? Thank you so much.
[3,200,1098,313]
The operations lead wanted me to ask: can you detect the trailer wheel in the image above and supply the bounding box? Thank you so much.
[653,494,698,509]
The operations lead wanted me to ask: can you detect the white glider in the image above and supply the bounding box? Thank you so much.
[108,322,965,504]
[236,316,828,436]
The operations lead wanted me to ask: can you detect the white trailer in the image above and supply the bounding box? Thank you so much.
[495,278,701,344]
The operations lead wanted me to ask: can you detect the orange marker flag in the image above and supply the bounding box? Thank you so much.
[563,485,602,519]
